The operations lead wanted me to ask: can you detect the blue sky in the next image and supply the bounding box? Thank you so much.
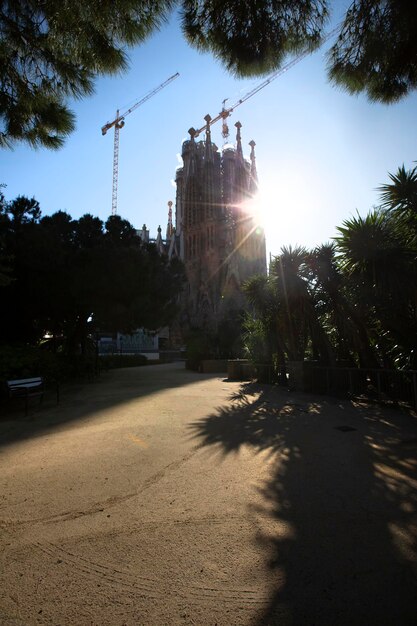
[1,11,417,258]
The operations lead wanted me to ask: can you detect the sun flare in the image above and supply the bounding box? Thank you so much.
[249,171,317,255]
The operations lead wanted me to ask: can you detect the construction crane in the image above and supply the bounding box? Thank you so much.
[102,72,180,216]
[193,26,340,140]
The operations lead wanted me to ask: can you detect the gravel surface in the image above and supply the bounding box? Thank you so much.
[1,363,416,625]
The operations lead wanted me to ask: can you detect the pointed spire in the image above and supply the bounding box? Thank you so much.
[187,127,197,175]
[235,121,243,161]
[249,139,258,193]
[204,114,212,140]
[155,224,164,254]
[166,200,174,238]
[204,114,213,163]
[140,223,149,243]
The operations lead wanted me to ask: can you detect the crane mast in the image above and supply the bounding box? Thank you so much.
[110,110,124,218]
[102,72,179,216]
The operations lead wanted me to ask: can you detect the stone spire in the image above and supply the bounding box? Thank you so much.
[187,127,197,176]
[166,200,174,238]
[155,224,164,254]
[204,114,213,163]
[140,223,149,243]
[235,121,243,161]
[249,140,258,193]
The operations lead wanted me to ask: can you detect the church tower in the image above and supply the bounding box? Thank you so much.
[174,118,266,332]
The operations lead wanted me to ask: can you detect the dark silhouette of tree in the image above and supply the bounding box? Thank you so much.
[244,167,417,370]
[1,1,417,149]
[0,0,172,148]
[328,0,417,102]
[244,245,335,365]
[309,243,379,368]
[378,164,417,246]
[182,0,417,102]
[0,196,186,354]
[0,187,12,285]
[335,208,417,367]
[181,0,327,76]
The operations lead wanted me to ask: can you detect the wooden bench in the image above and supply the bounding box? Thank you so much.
[6,377,59,415]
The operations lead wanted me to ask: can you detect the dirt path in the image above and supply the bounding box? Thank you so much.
[1,363,416,625]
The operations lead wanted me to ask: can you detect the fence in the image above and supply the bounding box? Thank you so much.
[254,363,281,384]
[98,343,184,362]
[307,366,417,410]
[250,363,417,410]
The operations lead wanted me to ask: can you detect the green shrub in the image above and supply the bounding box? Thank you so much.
[184,329,214,370]
[0,344,70,383]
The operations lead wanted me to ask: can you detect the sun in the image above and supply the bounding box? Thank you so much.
[243,176,298,256]
[235,170,320,257]
[237,190,265,230]
[238,186,272,237]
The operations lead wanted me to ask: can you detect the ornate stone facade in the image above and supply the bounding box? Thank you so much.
[140,118,267,336]
[172,119,266,332]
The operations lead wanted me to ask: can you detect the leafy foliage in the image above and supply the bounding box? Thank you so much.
[0,344,70,382]
[0,0,172,148]
[245,166,417,370]
[378,164,417,214]
[181,0,328,77]
[0,187,12,285]
[0,194,186,358]
[328,0,417,102]
[1,0,417,148]
[182,0,417,101]
[335,195,417,368]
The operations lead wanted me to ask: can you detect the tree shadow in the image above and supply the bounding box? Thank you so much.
[0,363,219,448]
[190,383,417,625]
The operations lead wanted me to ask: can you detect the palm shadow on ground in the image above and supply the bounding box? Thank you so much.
[190,382,417,625]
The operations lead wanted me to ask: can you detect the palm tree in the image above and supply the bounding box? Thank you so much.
[309,243,379,368]
[378,164,417,213]
[335,209,417,367]
[245,246,334,365]
[378,164,417,248]
[271,245,335,364]
[243,273,286,365]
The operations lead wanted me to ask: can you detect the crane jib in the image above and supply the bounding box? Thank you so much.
[194,25,340,138]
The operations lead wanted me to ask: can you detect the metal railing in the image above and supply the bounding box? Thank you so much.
[98,346,184,361]
[249,362,417,410]
[307,366,417,409]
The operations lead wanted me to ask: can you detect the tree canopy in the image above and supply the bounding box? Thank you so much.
[0,0,172,149]
[183,0,417,103]
[0,195,185,353]
[244,163,417,371]
[1,0,416,148]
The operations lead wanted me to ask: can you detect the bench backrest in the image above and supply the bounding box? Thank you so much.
[7,377,43,388]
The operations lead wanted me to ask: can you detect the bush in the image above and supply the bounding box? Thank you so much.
[0,344,70,383]
[184,329,214,370]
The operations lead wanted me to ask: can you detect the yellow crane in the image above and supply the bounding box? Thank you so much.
[102,72,180,216]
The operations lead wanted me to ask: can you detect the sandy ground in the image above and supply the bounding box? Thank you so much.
[0,362,416,626]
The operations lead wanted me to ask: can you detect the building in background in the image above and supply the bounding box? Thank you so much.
[172,118,266,332]
[136,118,267,348]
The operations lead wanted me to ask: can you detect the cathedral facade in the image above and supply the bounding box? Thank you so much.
[140,117,267,335]
[174,117,266,331]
